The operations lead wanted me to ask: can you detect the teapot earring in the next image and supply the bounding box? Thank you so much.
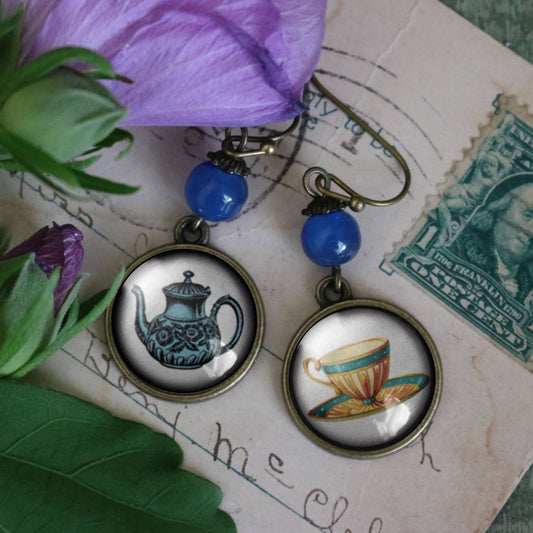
[282,76,442,458]
[106,119,298,402]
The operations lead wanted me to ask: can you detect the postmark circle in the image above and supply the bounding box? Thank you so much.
[106,244,264,401]
[282,299,441,458]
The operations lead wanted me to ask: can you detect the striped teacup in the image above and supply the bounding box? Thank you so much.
[303,338,390,404]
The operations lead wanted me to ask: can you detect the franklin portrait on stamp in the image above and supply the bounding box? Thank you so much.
[391,104,533,367]
[450,174,533,307]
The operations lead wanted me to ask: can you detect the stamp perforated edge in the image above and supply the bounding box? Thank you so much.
[386,94,533,370]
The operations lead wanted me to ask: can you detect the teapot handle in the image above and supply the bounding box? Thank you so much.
[210,295,244,354]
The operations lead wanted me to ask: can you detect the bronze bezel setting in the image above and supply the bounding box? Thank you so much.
[282,298,442,458]
[106,243,264,402]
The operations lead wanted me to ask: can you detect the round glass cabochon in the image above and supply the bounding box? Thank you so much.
[107,244,263,401]
[283,299,441,457]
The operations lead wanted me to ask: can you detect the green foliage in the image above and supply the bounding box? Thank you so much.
[0,67,127,161]
[0,379,236,532]
[0,253,126,378]
[0,225,11,255]
[0,256,58,375]
[0,3,138,195]
[0,45,121,102]
[0,4,22,85]
[0,124,139,195]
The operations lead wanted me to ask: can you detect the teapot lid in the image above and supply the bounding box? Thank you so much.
[163,271,211,299]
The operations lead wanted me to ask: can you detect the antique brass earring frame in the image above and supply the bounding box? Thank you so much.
[222,116,300,158]
[306,74,411,212]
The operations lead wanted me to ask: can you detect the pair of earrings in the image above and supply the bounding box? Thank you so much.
[106,76,441,458]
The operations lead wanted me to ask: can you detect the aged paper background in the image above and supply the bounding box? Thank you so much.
[2,1,533,531]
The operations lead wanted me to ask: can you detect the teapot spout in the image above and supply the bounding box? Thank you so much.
[132,285,150,343]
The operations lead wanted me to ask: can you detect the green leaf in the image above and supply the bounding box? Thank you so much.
[0,141,12,158]
[78,288,108,318]
[0,5,23,85]
[0,46,119,103]
[0,265,58,375]
[70,166,140,194]
[0,228,12,257]
[0,67,128,161]
[84,70,134,84]
[0,125,139,195]
[14,165,77,197]
[51,273,89,342]
[0,380,236,532]
[0,255,44,322]
[0,157,27,171]
[0,253,31,288]
[84,127,134,160]
[69,154,102,169]
[0,5,23,39]
[9,267,125,378]
[0,125,81,187]
[60,294,80,332]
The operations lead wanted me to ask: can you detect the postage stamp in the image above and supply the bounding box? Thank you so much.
[391,95,533,369]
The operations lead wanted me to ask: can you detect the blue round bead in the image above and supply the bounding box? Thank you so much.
[301,210,361,267]
[185,161,248,222]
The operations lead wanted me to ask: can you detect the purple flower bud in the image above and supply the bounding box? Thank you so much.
[3,222,83,313]
[3,0,326,126]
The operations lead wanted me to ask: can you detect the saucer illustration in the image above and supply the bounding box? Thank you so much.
[308,374,430,420]
[283,300,441,457]
[303,338,430,421]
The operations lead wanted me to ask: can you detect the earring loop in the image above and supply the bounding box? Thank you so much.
[303,167,331,198]
[308,74,411,210]
[315,273,352,308]
[222,115,300,158]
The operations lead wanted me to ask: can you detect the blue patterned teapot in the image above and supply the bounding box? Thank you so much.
[132,271,243,369]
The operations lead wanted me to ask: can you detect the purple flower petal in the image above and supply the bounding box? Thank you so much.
[3,222,84,313]
[8,0,326,126]
[271,0,327,96]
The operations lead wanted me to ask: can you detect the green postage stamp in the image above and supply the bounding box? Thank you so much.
[391,96,533,369]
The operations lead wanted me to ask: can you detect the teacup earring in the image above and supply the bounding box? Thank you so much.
[106,120,298,402]
[282,76,442,458]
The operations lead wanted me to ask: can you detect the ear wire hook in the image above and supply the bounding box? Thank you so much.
[307,74,411,210]
[221,115,301,158]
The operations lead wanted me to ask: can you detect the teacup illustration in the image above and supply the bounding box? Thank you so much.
[303,338,390,404]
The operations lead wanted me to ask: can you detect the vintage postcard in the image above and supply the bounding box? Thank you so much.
[391,96,533,369]
[4,1,533,532]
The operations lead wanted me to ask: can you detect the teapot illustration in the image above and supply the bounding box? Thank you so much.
[132,270,243,369]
